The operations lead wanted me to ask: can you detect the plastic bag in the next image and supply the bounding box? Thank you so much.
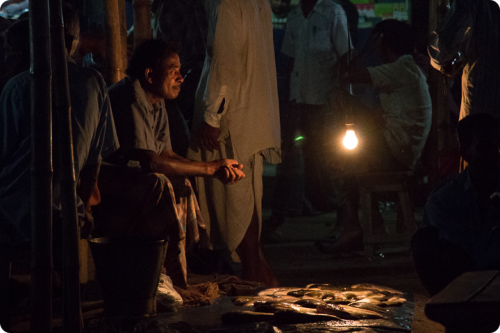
[156,273,183,312]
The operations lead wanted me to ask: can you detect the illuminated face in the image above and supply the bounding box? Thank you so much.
[151,53,183,100]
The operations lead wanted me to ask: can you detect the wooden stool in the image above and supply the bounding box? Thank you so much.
[357,171,418,259]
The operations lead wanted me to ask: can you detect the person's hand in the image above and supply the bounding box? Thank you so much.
[200,122,220,151]
[213,159,245,184]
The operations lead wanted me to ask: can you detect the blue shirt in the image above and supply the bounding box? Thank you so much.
[0,61,119,245]
[106,77,172,169]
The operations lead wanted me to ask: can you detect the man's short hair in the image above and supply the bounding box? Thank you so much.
[373,19,415,56]
[126,39,178,80]
[457,113,500,148]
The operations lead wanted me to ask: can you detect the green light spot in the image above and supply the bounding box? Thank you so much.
[295,136,304,141]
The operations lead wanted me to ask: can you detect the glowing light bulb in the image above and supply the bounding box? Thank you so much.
[343,129,358,149]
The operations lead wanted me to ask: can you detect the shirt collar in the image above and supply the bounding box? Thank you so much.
[299,0,327,18]
[132,78,159,114]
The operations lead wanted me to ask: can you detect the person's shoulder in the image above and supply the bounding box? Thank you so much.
[320,0,345,15]
[219,0,243,11]
[67,62,108,90]
[2,70,30,92]
[287,5,301,17]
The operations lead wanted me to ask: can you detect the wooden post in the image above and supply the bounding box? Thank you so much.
[119,0,128,73]
[49,1,81,332]
[133,0,152,50]
[29,0,53,332]
[104,0,124,84]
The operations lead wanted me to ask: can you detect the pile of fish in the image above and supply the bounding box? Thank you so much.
[222,283,407,325]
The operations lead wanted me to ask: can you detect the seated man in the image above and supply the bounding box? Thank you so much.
[316,19,432,253]
[0,4,118,326]
[412,113,500,296]
[95,39,245,289]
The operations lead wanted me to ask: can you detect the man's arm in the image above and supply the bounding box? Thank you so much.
[128,148,245,184]
[346,58,373,86]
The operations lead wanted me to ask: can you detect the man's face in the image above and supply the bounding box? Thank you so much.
[151,53,183,100]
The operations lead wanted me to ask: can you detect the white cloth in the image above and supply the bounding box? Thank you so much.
[367,55,432,169]
[190,0,281,164]
[281,0,351,105]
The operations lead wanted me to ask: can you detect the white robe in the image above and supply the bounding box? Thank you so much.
[188,0,281,256]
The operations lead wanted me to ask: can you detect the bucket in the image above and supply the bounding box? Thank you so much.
[89,237,167,317]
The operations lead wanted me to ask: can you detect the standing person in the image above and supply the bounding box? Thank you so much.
[428,0,500,120]
[267,0,351,233]
[0,4,119,327]
[188,0,281,287]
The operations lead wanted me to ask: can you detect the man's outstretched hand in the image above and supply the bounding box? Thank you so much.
[213,159,245,184]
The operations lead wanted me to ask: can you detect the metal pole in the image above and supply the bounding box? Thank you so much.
[104,0,124,84]
[133,0,152,50]
[48,1,81,332]
[29,0,53,332]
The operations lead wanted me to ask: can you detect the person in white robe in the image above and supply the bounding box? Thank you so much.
[188,0,281,286]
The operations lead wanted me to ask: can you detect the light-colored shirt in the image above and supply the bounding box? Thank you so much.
[191,0,281,163]
[368,55,432,169]
[281,0,351,105]
[0,62,119,245]
[424,167,500,269]
[108,78,172,169]
[428,0,500,120]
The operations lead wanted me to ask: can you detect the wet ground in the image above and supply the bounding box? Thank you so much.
[146,163,445,332]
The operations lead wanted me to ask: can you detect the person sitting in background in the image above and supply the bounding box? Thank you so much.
[94,39,244,289]
[316,19,432,254]
[0,18,29,93]
[0,4,119,328]
[412,113,500,296]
